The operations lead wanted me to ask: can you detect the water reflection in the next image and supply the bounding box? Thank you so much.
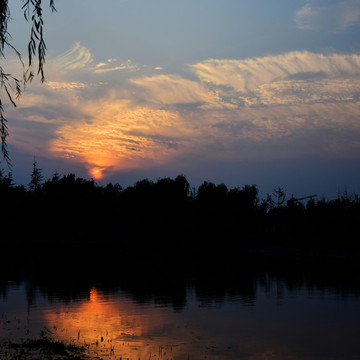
[1,263,360,360]
[44,287,166,359]
[43,286,256,360]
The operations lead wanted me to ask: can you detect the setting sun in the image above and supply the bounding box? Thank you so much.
[89,166,106,180]
[49,99,183,180]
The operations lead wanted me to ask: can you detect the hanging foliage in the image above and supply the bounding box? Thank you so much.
[0,0,56,164]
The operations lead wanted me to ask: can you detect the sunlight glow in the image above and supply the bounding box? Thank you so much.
[89,166,106,180]
[43,288,177,360]
[10,44,360,183]
[41,287,310,360]
[50,99,183,179]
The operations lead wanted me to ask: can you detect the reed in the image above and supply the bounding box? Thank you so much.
[0,337,86,359]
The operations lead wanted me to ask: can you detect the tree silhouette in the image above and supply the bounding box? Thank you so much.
[28,158,43,192]
[0,168,13,188]
[227,184,259,233]
[0,0,56,164]
[196,181,228,232]
[272,187,286,207]
[0,164,359,247]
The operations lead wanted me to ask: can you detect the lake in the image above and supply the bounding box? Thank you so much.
[1,253,360,360]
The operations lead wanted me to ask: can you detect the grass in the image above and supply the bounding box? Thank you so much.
[0,337,89,360]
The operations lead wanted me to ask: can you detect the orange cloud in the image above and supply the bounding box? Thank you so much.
[50,98,184,179]
[8,44,360,180]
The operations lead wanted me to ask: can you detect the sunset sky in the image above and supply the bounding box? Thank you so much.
[4,0,360,197]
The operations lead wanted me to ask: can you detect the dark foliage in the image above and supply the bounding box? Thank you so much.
[0,169,359,250]
[0,1,56,164]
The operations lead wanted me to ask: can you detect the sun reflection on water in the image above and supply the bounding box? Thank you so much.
[2,281,358,360]
[43,287,178,359]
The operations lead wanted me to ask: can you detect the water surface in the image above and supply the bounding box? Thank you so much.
[1,267,360,360]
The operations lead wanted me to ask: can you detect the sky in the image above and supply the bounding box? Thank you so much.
[3,0,360,198]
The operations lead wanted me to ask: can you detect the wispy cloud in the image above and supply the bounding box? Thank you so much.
[190,51,360,93]
[130,74,225,108]
[94,59,140,73]
[53,42,93,70]
[294,0,360,32]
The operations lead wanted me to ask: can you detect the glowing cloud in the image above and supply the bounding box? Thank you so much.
[9,44,360,181]
[49,98,184,179]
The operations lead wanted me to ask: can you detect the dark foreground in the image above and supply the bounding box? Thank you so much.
[1,233,360,360]
[1,338,88,360]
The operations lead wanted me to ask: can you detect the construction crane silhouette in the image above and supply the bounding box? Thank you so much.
[293,194,317,201]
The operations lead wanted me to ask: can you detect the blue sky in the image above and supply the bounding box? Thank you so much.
[3,0,360,198]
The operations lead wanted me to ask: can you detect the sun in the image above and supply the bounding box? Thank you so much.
[89,166,106,180]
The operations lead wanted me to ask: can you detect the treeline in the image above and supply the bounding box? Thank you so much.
[1,163,359,248]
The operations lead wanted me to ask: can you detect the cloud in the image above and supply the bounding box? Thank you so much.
[240,78,360,107]
[130,74,224,108]
[53,42,93,71]
[294,3,318,30]
[45,44,141,91]
[49,98,185,179]
[9,43,360,181]
[45,81,88,90]
[190,52,360,94]
[94,59,140,73]
[95,62,108,69]
[294,0,360,31]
